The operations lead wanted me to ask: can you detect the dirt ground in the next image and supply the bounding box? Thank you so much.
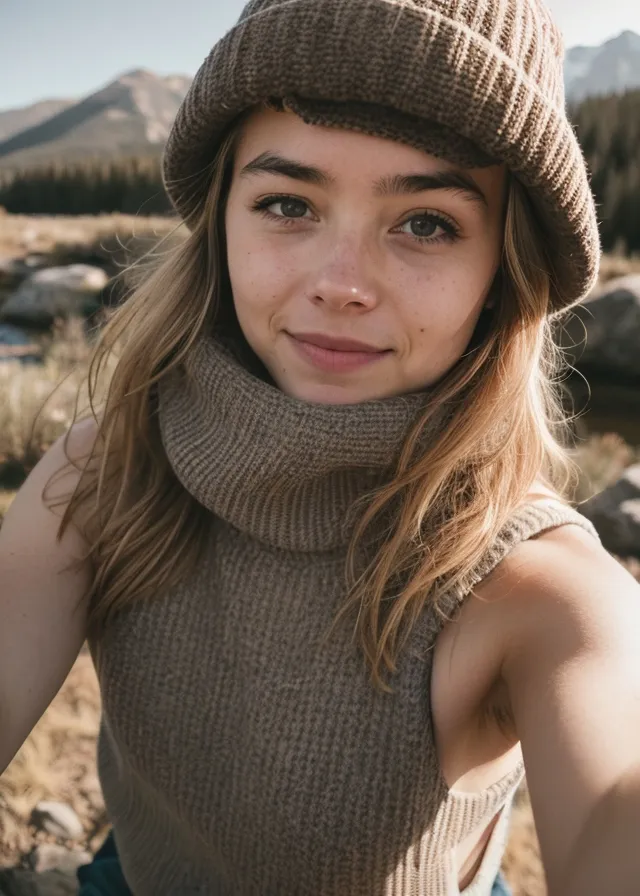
[0,648,108,866]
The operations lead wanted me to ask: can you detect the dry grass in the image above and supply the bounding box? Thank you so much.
[0,320,93,471]
[0,651,107,867]
[570,432,640,504]
[0,211,181,260]
[597,252,640,283]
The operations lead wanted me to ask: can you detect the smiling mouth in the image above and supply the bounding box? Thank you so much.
[286,332,392,373]
[288,331,389,353]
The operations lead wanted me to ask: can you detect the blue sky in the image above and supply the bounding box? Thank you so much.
[2,0,640,111]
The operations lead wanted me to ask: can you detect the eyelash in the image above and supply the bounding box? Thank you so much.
[249,194,461,245]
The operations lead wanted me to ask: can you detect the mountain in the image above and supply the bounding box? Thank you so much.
[565,30,640,104]
[0,98,77,143]
[2,33,640,173]
[0,69,192,171]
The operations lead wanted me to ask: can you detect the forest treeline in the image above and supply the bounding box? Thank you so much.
[0,155,170,218]
[0,89,639,252]
[570,89,640,253]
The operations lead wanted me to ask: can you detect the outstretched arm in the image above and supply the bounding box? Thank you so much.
[0,420,96,774]
[498,524,640,896]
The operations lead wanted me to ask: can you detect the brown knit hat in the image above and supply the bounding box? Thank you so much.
[162,0,601,315]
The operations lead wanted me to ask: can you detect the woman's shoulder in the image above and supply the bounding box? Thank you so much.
[32,416,102,543]
[476,479,638,663]
[485,475,615,598]
[463,478,636,684]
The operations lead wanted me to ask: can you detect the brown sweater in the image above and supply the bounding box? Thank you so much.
[89,335,600,895]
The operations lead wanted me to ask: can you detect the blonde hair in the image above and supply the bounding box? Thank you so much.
[51,109,578,691]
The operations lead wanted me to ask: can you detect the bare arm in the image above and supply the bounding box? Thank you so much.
[498,525,640,895]
[0,419,96,774]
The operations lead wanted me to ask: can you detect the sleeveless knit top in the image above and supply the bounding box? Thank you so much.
[88,334,600,895]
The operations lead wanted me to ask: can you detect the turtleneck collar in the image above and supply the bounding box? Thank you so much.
[157,334,439,553]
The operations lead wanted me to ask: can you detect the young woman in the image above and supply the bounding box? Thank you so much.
[2,0,640,894]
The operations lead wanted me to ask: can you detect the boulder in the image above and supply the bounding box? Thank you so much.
[0,265,109,329]
[579,464,640,558]
[30,802,84,841]
[560,274,640,380]
[28,845,91,875]
[0,255,52,296]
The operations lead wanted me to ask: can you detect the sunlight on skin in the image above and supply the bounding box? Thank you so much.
[224,106,507,405]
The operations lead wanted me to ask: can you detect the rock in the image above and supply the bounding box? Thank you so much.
[30,802,84,841]
[0,255,51,294]
[579,464,640,558]
[0,265,109,329]
[0,868,78,896]
[0,324,42,364]
[560,274,640,380]
[28,844,91,874]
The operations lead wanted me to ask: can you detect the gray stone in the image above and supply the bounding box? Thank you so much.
[0,259,31,294]
[0,265,109,329]
[28,844,91,874]
[0,255,50,295]
[579,464,640,557]
[560,274,640,380]
[30,802,83,841]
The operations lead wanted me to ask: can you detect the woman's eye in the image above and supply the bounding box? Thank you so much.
[403,215,438,238]
[259,197,310,219]
[398,213,456,242]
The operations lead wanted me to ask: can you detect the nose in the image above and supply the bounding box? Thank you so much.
[307,235,380,312]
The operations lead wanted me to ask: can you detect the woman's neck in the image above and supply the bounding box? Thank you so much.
[157,330,443,553]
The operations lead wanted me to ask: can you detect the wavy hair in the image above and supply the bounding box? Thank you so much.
[50,105,579,690]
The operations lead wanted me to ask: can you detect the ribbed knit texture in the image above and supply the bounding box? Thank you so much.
[89,336,601,895]
[162,0,601,313]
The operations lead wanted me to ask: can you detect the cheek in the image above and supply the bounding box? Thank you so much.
[226,218,289,315]
[399,263,484,339]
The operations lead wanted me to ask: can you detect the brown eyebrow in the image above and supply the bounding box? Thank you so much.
[373,172,488,208]
[239,151,488,208]
[240,152,333,188]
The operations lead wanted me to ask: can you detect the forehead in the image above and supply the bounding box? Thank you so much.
[236,105,457,171]
[233,105,507,201]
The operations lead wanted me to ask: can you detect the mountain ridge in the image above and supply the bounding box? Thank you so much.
[1,31,640,171]
[0,99,77,144]
[0,70,192,171]
[564,30,640,103]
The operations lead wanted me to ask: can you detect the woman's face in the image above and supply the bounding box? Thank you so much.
[224,105,507,404]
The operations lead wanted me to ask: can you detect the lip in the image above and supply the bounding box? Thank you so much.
[289,332,387,353]
[286,331,392,374]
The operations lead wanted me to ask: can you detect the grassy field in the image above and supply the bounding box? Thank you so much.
[1,214,640,891]
[0,209,181,258]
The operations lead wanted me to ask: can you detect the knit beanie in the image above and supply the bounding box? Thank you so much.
[162,0,601,315]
